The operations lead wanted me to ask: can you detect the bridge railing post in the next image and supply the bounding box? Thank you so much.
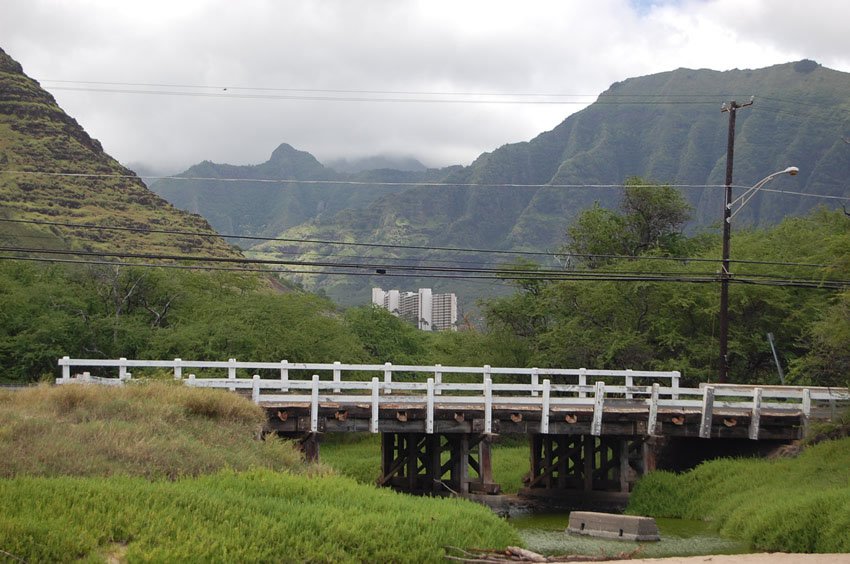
[280,360,289,392]
[647,383,659,436]
[434,364,442,396]
[591,381,605,436]
[59,356,71,382]
[333,361,341,394]
[531,367,539,397]
[625,369,633,399]
[174,358,182,380]
[383,362,393,395]
[802,388,812,436]
[802,388,812,417]
[228,358,237,391]
[578,368,587,398]
[252,374,261,404]
[119,358,128,381]
[699,386,715,438]
[483,364,491,388]
[426,378,435,434]
[748,388,762,440]
[484,377,493,434]
[370,377,380,433]
[540,379,551,434]
[671,371,681,400]
[310,374,320,433]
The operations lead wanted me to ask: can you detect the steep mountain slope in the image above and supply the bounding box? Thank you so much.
[507,60,850,245]
[0,47,238,258]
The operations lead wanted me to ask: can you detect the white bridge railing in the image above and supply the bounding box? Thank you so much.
[57,357,848,439]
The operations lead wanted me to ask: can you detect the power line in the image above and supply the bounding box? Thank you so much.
[4,169,845,204]
[42,85,736,106]
[0,169,722,189]
[37,79,756,100]
[0,217,841,270]
[38,82,850,126]
[0,217,557,258]
[1,253,845,290]
[1,246,847,290]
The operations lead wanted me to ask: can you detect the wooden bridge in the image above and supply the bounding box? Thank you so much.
[58,357,849,505]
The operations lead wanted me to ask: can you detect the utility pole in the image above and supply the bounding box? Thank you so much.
[718,99,752,383]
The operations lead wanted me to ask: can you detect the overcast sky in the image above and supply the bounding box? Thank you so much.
[2,0,849,174]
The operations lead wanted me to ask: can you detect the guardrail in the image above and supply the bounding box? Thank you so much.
[57,357,849,439]
[56,356,682,397]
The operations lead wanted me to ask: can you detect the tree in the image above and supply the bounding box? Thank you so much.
[620,177,692,254]
[789,290,850,387]
[565,177,691,267]
[344,305,427,364]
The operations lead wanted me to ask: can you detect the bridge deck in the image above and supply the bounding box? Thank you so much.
[56,358,847,442]
[263,400,807,440]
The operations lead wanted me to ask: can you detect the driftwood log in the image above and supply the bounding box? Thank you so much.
[445,545,640,563]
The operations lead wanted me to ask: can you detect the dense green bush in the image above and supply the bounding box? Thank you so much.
[0,264,370,382]
[628,437,850,552]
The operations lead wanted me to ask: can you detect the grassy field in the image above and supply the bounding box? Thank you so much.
[0,383,521,562]
[0,470,520,562]
[627,436,850,553]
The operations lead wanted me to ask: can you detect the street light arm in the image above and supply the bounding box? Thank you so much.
[727,167,799,222]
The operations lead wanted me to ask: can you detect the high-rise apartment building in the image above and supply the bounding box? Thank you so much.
[371,287,457,331]
[431,292,458,332]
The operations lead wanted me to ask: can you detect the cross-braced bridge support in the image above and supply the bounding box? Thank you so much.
[377,432,499,495]
[525,434,652,495]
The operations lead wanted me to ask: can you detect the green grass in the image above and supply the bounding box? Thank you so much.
[0,469,521,563]
[627,437,850,553]
[490,442,528,494]
[0,383,522,561]
[321,434,383,484]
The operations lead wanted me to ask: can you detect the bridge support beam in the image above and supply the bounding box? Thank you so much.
[378,432,500,495]
[525,435,649,495]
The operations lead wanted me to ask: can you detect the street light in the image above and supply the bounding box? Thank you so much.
[718,166,799,383]
[727,167,799,221]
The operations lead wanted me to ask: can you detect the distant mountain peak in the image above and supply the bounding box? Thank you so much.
[270,142,310,161]
[794,59,820,73]
[262,143,328,178]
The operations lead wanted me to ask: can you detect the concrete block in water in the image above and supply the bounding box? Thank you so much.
[567,511,659,541]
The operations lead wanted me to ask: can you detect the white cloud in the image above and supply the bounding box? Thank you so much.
[1,0,847,173]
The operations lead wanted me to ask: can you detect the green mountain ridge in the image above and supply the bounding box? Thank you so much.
[155,61,850,305]
[152,142,452,242]
[0,47,238,258]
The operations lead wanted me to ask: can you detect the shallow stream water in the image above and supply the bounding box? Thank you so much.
[509,513,749,559]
